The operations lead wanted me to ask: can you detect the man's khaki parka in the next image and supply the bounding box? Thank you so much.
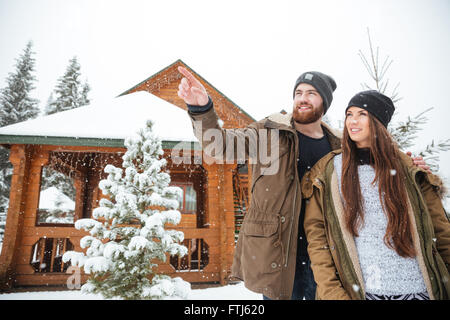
[302,149,450,300]
[188,107,341,300]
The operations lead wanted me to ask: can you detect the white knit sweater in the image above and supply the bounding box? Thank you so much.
[334,154,427,295]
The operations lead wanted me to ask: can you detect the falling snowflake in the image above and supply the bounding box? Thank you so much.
[352,284,360,292]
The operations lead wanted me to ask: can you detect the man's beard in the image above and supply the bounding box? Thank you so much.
[292,103,324,124]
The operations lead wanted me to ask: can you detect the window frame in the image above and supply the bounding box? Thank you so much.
[170,182,197,214]
[35,165,79,227]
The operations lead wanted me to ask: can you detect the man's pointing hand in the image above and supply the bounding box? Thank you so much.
[177,66,209,106]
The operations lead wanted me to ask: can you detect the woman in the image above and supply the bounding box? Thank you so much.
[303,90,450,300]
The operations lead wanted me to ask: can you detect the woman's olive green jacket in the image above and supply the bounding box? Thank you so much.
[302,149,450,300]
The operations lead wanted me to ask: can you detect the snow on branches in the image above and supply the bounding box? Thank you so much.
[63,120,190,300]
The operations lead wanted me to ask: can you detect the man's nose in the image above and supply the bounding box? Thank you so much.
[298,93,309,103]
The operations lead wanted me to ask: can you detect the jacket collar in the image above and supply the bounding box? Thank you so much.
[264,112,342,146]
[301,149,342,199]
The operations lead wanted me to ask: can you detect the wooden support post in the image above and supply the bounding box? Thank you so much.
[222,164,236,285]
[0,145,31,289]
[187,239,192,271]
[217,164,227,285]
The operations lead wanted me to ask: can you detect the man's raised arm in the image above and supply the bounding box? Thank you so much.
[176,67,275,169]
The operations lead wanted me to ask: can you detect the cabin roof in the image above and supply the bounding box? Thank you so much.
[0,91,200,149]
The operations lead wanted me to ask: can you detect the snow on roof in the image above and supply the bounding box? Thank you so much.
[0,91,198,143]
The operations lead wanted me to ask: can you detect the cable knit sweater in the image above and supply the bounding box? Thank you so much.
[334,153,428,296]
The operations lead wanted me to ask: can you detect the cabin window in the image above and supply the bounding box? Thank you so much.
[171,182,197,214]
[36,151,119,226]
[170,238,209,271]
[30,238,74,273]
[36,166,76,225]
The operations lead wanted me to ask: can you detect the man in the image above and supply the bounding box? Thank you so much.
[177,66,428,300]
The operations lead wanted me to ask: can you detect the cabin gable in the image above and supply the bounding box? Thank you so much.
[120,59,255,128]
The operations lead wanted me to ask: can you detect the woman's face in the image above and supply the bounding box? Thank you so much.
[345,106,371,148]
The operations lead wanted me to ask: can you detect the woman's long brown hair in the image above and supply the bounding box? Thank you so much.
[341,113,416,258]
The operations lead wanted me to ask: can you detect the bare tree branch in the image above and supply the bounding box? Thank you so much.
[358,28,449,184]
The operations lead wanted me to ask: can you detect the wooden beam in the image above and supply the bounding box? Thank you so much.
[0,144,32,289]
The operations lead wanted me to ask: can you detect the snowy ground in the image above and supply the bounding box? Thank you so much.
[0,281,262,300]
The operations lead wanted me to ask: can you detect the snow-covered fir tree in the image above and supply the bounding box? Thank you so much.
[63,120,191,300]
[44,56,90,115]
[0,41,40,245]
[0,41,40,126]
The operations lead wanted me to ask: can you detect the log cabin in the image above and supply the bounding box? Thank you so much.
[0,60,254,290]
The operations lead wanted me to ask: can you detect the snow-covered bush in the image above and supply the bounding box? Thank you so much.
[63,120,190,300]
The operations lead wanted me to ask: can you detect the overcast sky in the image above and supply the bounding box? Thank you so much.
[1,0,449,181]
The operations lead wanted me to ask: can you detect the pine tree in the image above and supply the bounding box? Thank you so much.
[0,41,40,245]
[45,56,90,115]
[358,29,450,172]
[63,120,191,300]
[43,93,55,116]
[0,41,40,126]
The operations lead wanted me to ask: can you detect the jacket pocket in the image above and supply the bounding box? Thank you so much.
[243,220,279,237]
[241,218,282,274]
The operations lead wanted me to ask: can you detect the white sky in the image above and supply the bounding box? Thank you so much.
[0,0,450,181]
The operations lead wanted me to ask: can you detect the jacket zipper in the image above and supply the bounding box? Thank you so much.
[284,132,300,267]
[284,182,298,267]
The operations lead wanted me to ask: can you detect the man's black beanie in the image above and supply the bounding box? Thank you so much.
[293,71,337,114]
[346,90,395,128]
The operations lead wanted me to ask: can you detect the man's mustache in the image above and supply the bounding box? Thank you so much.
[295,103,313,109]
